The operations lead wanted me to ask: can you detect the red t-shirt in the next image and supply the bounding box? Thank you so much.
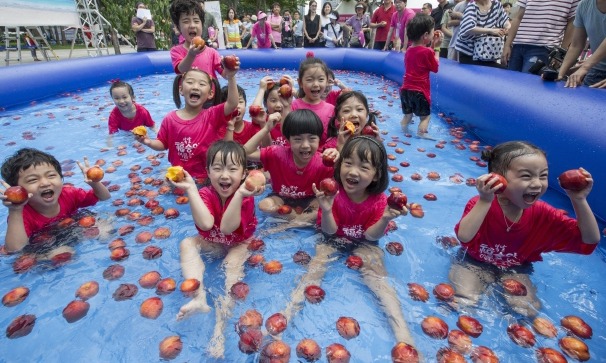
[317,188,387,240]
[260,145,333,199]
[108,103,155,134]
[233,121,261,145]
[325,89,342,106]
[372,4,396,42]
[270,126,288,146]
[196,186,257,246]
[291,98,335,146]
[157,104,228,179]
[455,196,597,268]
[169,44,223,78]
[401,45,439,104]
[20,186,99,237]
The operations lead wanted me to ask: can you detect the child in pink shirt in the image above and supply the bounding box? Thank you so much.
[107,81,155,134]
[167,141,264,358]
[248,75,295,147]
[135,64,240,182]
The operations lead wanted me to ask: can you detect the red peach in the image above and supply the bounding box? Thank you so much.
[318,178,339,196]
[6,314,36,339]
[118,225,135,236]
[263,260,283,274]
[433,283,455,301]
[135,231,153,243]
[57,217,76,228]
[486,173,507,194]
[293,250,312,265]
[336,316,360,339]
[115,208,130,217]
[470,346,499,363]
[532,317,558,338]
[279,84,293,98]
[387,192,407,211]
[437,348,466,363]
[108,238,126,250]
[322,153,337,167]
[448,330,472,355]
[502,278,527,296]
[2,286,29,307]
[561,315,592,339]
[75,281,99,300]
[245,170,267,191]
[12,254,36,274]
[345,255,363,269]
[326,343,350,363]
[422,316,449,339]
[164,208,180,219]
[153,227,171,239]
[391,342,419,363]
[236,309,263,334]
[277,204,292,215]
[50,251,73,266]
[427,172,440,181]
[407,283,429,302]
[156,278,176,295]
[559,336,590,361]
[249,105,264,118]
[103,264,125,280]
[304,285,325,304]
[261,340,291,363]
[230,281,249,300]
[78,216,96,228]
[142,245,163,260]
[457,315,483,338]
[423,193,437,201]
[409,203,425,218]
[159,335,183,360]
[112,283,138,301]
[248,238,265,251]
[86,166,104,182]
[400,161,410,167]
[386,241,404,256]
[296,338,321,362]
[110,246,130,261]
[238,328,263,354]
[62,300,90,323]
[140,296,163,319]
[222,54,238,70]
[391,174,404,182]
[151,206,165,215]
[536,347,567,363]
[180,278,200,296]
[247,254,264,267]
[3,186,29,204]
[139,271,161,288]
[144,199,159,209]
[265,312,288,335]
[387,166,399,173]
[558,169,589,191]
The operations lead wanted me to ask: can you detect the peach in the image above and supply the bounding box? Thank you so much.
[6,314,36,339]
[536,347,568,363]
[159,335,182,360]
[409,203,425,218]
[532,317,558,338]
[502,278,527,296]
[263,260,283,274]
[151,206,165,215]
[75,281,99,300]
[559,336,590,361]
[507,324,536,347]
[448,329,472,355]
[179,278,200,297]
[423,193,437,201]
[345,255,363,269]
[437,236,459,248]
[127,198,143,206]
[336,316,360,339]
[238,328,263,354]
[165,166,185,182]
[108,238,126,250]
[422,316,449,339]
[433,283,455,301]
[13,254,37,274]
[175,196,189,204]
[110,246,130,261]
[265,312,288,335]
[427,171,440,181]
[247,254,264,267]
[164,208,180,219]
[296,338,321,362]
[49,251,72,266]
[304,285,325,304]
[230,281,249,300]
[102,264,125,280]
[57,217,76,228]
[561,315,592,339]
[153,227,171,239]
[395,148,404,154]
[386,241,404,256]
[391,342,419,363]
[245,170,266,191]
[391,174,404,182]
[156,277,176,295]
[326,343,350,363]
[248,238,265,251]
[293,250,312,265]
[112,283,138,301]
[142,245,162,260]
[86,166,104,182]
[139,271,161,288]
[132,126,147,137]
[115,208,130,217]
[140,296,163,319]
[144,199,159,209]
[457,315,483,338]
[4,186,28,204]
[410,173,422,181]
[135,231,153,243]
[236,309,263,334]
[118,224,135,236]
[62,300,90,323]
[470,346,499,363]
[261,340,291,363]
[437,348,466,363]
[277,204,292,214]
[78,216,96,228]
[407,283,429,302]
[2,286,30,307]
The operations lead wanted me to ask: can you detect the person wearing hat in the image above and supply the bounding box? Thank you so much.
[245,11,278,49]
[131,2,157,52]
[322,11,344,47]
[345,2,371,48]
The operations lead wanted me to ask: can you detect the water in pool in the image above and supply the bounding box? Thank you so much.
[0,69,604,362]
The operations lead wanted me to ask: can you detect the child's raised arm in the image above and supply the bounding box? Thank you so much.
[365,204,405,241]
[561,168,601,244]
[167,170,215,231]
[221,181,265,234]
[77,157,111,201]
[221,56,240,117]
[456,173,502,242]
[1,180,31,252]
[134,132,166,151]
[243,112,281,161]
[312,183,338,235]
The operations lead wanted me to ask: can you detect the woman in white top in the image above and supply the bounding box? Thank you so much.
[323,11,343,48]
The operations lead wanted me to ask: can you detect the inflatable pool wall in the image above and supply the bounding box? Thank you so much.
[0,48,603,222]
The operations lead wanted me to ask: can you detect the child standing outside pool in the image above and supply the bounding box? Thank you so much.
[399,14,442,138]
[450,141,600,317]
[0,148,110,253]
[282,136,416,351]
[167,141,264,358]
[107,81,155,134]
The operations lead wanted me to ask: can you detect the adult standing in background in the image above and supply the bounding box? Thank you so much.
[131,2,156,52]
[370,0,396,50]
[422,3,433,15]
[319,2,334,47]
[431,0,453,31]
[383,0,416,52]
[198,0,219,48]
[344,2,372,48]
[293,11,305,47]
[223,7,243,49]
[269,3,284,48]
[304,0,323,47]
[446,0,469,60]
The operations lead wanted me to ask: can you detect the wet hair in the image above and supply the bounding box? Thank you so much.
[307,0,318,17]
[221,84,247,104]
[206,140,247,171]
[327,91,377,137]
[481,141,547,176]
[335,136,388,195]
[109,81,134,98]
[296,56,330,99]
[262,83,281,108]
[170,0,205,28]
[322,1,333,15]
[406,13,435,42]
[1,148,63,186]
[281,109,324,139]
[172,69,221,108]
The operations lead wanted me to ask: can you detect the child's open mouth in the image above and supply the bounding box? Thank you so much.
[345,178,358,186]
[41,189,54,201]
[523,192,540,203]
[219,182,231,191]
[190,93,201,101]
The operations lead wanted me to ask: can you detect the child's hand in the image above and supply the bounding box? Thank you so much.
[280,75,295,88]
[432,30,444,48]
[561,167,594,201]
[476,173,500,202]
[166,169,198,193]
[312,183,337,211]
[134,133,150,146]
[259,76,274,90]
[187,43,205,57]
[336,117,353,149]
[0,180,31,209]
[221,56,240,80]
[77,157,99,184]
[322,148,340,164]
[236,182,265,197]
[266,112,282,130]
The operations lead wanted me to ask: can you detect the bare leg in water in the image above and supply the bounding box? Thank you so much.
[258,196,319,236]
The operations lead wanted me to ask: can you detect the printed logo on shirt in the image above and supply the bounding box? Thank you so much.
[272,137,288,146]
[279,185,308,199]
[175,137,198,161]
[207,227,235,244]
[479,243,520,268]
[342,225,364,239]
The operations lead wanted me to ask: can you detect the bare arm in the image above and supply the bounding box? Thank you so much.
[1,181,30,252]
[221,184,264,234]
[312,184,338,235]
[222,60,240,116]
[559,26,588,84]
[563,169,600,244]
[169,171,215,231]
[502,7,525,65]
[456,174,502,242]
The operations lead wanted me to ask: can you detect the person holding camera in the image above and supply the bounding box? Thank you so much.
[558,0,606,88]
[502,0,578,73]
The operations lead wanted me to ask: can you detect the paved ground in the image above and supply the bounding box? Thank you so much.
[1,45,137,67]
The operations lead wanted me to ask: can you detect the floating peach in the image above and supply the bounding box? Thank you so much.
[437,347,466,363]
[277,204,292,214]
[103,264,125,280]
[410,173,422,181]
[49,251,72,266]
[239,328,263,354]
[559,336,590,361]
[536,347,567,363]
[156,278,176,295]
[164,208,180,219]
[448,330,472,355]
[561,315,592,339]
[135,231,153,243]
[139,271,161,288]
[423,193,437,201]
[6,314,35,339]
[293,250,311,265]
[110,246,130,261]
[75,281,99,300]
[159,335,182,360]
[502,278,527,296]
[2,287,29,307]
[86,166,104,182]
[437,236,459,248]
[230,281,249,300]
[247,254,264,266]
[386,241,404,256]
[345,255,363,269]
[263,260,282,274]
[62,300,90,323]
[391,174,404,182]
[127,198,143,206]
[422,316,449,339]
[115,208,130,217]
[326,343,350,363]
[305,285,325,304]
[175,196,188,204]
[507,324,535,347]
[296,338,321,362]
[236,309,263,334]
[178,278,200,297]
[142,245,162,260]
[409,203,425,218]
[165,166,185,182]
[248,238,265,251]
[427,171,440,181]
[261,340,291,363]
[433,283,455,301]
[265,312,288,335]
[113,283,138,301]
[245,170,267,191]
[13,254,37,274]
[140,296,163,319]
[118,224,135,236]
[108,238,125,250]
[57,217,76,228]
[336,316,360,339]
[407,283,429,302]
[151,206,165,215]
[470,346,499,363]
[391,342,419,363]
[457,315,483,338]
[78,216,96,227]
[144,199,159,209]
[532,317,558,338]
[153,227,171,239]
[400,161,410,167]
[388,166,399,173]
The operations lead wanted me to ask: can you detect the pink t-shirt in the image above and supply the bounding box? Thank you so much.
[233,121,261,145]
[157,104,228,179]
[108,103,155,134]
[390,9,416,44]
[260,145,333,199]
[401,45,439,104]
[325,89,342,106]
[270,126,288,146]
[269,14,283,43]
[20,186,99,237]
[454,196,597,268]
[196,186,257,246]
[317,188,387,240]
[291,98,335,146]
[169,44,223,78]
[252,21,273,48]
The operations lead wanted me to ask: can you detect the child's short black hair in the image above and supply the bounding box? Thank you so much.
[109,81,134,98]
[282,109,323,140]
[221,85,246,104]
[335,136,388,195]
[406,13,435,42]
[1,148,62,186]
[170,0,205,28]
[206,140,247,171]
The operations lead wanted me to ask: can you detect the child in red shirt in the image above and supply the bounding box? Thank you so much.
[107,81,155,136]
[399,14,442,138]
[452,141,600,317]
